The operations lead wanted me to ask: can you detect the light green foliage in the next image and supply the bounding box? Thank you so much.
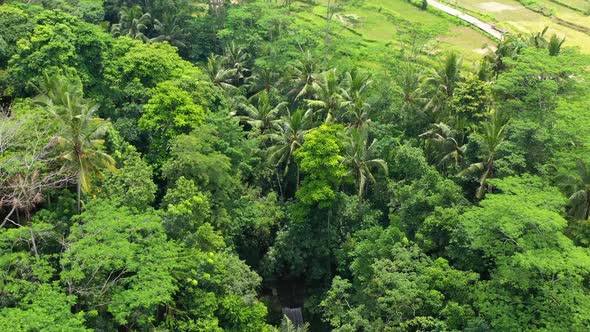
[140,80,206,138]
[60,202,179,327]
[4,0,590,329]
[104,38,200,89]
[493,48,581,117]
[160,176,212,243]
[0,5,34,67]
[450,73,491,125]
[102,37,218,130]
[99,144,157,211]
[458,176,590,330]
[105,38,222,164]
[139,80,207,162]
[389,145,467,238]
[295,124,347,208]
[169,228,271,331]
[7,8,111,96]
[0,283,89,331]
[219,294,271,332]
[162,125,236,202]
[0,220,88,330]
[275,315,309,332]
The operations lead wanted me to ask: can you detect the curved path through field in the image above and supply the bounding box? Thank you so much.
[428,0,506,40]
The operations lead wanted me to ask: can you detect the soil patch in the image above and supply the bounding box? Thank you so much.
[478,2,519,12]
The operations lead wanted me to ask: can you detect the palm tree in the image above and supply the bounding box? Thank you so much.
[484,34,526,75]
[306,69,343,122]
[247,67,281,98]
[343,127,387,200]
[396,64,427,113]
[419,122,466,170]
[277,315,309,332]
[459,110,509,199]
[238,91,287,134]
[151,13,188,48]
[564,159,590,220]
[111,6,152,41]
[205,54,237,91]
[288,51,320,101]
[425,53,462,115]
[340,69,373,128]
[266,109,313,194]
[35,74,116,213]
[224,42,250,86]
[528,26,549,49]
[548,34,565,56]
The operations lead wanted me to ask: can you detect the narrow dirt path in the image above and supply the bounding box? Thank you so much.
[428,0,506,40]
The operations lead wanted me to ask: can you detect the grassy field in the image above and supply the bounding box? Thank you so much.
[294,0,495,66]
[443,0,590,53]
[290,0,590,69]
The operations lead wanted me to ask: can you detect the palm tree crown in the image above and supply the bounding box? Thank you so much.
[35,74,116,212]
[238,91,287,134]
[565,159,590,220]
[340,69,373,128]
[425,53,462,115]
[343,127,387,199]
[420,122,466,170]
[306,69,343,122]
[459,109,509,199]
[289,51,320,101]
[111,6,152,41]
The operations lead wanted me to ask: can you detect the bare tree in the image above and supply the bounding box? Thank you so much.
[0,114,73,233]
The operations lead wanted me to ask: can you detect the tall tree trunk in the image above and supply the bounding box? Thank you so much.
[326,207,332,286]
[296,165,300,192]
[77,180,81,214]
[29,227,38,256]
[276,169,284,200]
[323,0,332,69]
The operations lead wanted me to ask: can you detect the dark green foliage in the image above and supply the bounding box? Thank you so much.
[323,226,478,331]
[389,145,467,239]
